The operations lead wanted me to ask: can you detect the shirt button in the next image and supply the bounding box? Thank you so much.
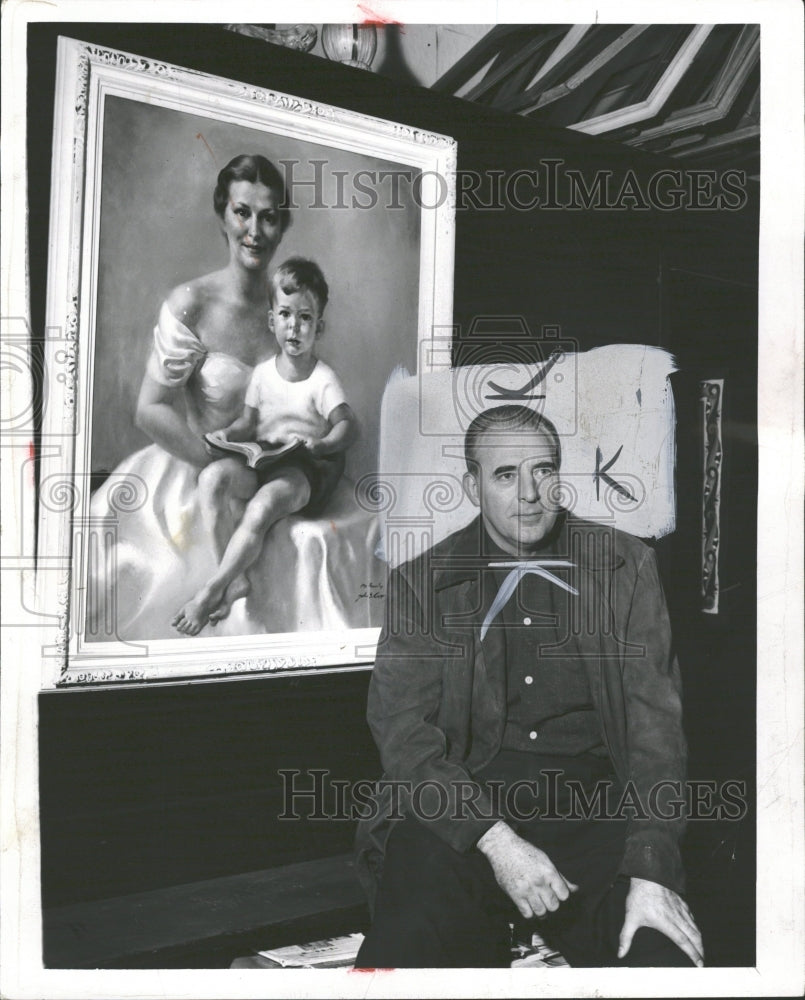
[529,730,538,740]
[523,617,532,625]
[524,676,533,685]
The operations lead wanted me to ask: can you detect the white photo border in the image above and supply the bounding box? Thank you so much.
[1,2,803,999]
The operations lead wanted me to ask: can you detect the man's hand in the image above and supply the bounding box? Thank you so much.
[618,877,704,967]
[477,821,578,919]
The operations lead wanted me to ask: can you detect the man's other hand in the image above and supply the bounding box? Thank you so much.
[477,821,578,919]
[618,877,704,967]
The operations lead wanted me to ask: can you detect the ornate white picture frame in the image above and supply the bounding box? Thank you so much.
[38,37,456,685]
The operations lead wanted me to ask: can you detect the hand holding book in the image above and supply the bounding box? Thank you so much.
[204,430,305,471]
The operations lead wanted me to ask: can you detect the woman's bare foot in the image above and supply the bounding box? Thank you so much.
[208,574,251,624]
[172,581,227,636]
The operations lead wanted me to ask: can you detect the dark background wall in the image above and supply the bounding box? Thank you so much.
[31,23,758,966]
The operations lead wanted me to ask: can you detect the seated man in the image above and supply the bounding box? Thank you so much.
[355,404,703,968]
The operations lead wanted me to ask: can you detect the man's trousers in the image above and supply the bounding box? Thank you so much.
[356,756,695,968]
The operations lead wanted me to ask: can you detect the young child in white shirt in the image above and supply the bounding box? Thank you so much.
[173,257,357,635]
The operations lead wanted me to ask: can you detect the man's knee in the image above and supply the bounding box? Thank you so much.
[363,819,513,968]
[382,817,487,898]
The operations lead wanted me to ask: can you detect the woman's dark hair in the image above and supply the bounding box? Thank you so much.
[213,154,291,232]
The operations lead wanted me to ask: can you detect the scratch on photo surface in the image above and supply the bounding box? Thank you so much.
[357,3,402,26]
[195,132,217,167]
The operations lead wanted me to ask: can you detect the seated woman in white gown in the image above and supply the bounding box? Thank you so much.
[87,154,381,643]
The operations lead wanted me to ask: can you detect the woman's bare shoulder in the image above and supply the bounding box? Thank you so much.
[165,272,225,328]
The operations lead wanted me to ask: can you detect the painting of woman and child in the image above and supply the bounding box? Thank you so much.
[51,52,454,681]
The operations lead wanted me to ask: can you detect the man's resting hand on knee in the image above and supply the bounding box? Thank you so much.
[477,821,579,919]
[618,877,704,967]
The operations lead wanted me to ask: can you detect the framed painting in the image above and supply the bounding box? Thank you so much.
[38,36,456,685]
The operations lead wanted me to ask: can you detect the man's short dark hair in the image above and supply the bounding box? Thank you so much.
[464,405,561,473]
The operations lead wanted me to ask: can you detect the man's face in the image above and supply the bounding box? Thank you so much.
[463,428,561,556]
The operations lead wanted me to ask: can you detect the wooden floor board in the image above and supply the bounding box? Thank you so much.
[44,853,366,969]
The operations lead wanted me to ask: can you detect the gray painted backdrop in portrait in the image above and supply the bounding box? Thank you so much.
[90,96,421,482]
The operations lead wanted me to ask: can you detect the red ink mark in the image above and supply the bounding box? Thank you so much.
[349,967,395,972]
[25,441,36,487]
[195,133,218,167]
[330,520,337,532]
[357,3,402,26]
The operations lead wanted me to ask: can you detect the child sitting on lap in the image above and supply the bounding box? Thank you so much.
[173,257,357,635]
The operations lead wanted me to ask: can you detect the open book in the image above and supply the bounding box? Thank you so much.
[204,430,304,471]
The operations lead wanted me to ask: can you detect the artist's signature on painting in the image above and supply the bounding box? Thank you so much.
[355,581,385,603]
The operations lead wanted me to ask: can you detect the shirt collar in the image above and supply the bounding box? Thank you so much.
[433,511,568,591]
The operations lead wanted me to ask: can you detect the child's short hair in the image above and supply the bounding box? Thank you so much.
[269,257,329,314]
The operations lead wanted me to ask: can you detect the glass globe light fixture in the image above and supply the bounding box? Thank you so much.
[321,23,378,71]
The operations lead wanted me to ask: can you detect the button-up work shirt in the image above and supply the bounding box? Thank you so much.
[482,528,607,758]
